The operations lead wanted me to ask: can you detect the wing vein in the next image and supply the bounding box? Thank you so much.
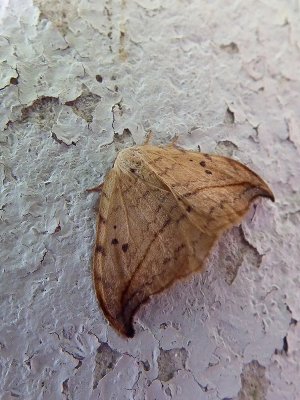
[119,176,175,308]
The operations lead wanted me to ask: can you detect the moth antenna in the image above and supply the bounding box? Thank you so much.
[86,182,104,193]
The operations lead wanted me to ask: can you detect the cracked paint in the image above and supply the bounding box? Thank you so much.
[237,360,269,400]
[93,343,121,388]
[157,348,188,382]
[1,0,300,399]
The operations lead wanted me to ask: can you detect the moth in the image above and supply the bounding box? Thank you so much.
[92,144,274,338]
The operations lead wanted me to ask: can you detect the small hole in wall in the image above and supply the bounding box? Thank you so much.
[10,77,18,85]
[283,336,288,354]
[96,74,103,83]
[141,360,150,371]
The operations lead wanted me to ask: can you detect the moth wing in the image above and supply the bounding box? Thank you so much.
[140,145,274,234]
[93,166,214,338]
[94,145,274,338]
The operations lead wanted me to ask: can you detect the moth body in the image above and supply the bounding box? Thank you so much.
[93,144,274,337]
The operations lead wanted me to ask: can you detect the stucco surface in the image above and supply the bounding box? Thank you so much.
[0,1,299,399]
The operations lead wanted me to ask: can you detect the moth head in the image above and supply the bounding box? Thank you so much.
[114,146,143,174]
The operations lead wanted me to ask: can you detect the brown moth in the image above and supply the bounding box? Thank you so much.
[92,144,274,338]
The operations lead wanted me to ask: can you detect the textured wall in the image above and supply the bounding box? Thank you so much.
[1,0,299,399]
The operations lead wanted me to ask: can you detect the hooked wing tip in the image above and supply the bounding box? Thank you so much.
[267,192,275,202]
[125,325,135,338]
[115,321,135,338]
[268,189,275,202]
[259,183,275,203]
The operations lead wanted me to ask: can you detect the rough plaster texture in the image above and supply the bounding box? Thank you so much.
[0,0,299,399]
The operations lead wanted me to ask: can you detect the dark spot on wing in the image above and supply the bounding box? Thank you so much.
[186,206,192,212]
[205,170,212,175]
[96,245,106,255]
[122,243,129,253]
[130,168,136,173]
[99,214,106,224]
[199,161,206,167]
[111,238,119,245]
[114,225,117,229]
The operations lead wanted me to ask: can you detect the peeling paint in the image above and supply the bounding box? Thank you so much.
[65,87,101,123]
[157,348,188,382]
[93,343,121,388]
[212,226,263,285]
[215,140,239,157]
[237,360,269,400]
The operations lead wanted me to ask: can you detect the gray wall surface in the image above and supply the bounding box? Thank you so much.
[1,0,299,399]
